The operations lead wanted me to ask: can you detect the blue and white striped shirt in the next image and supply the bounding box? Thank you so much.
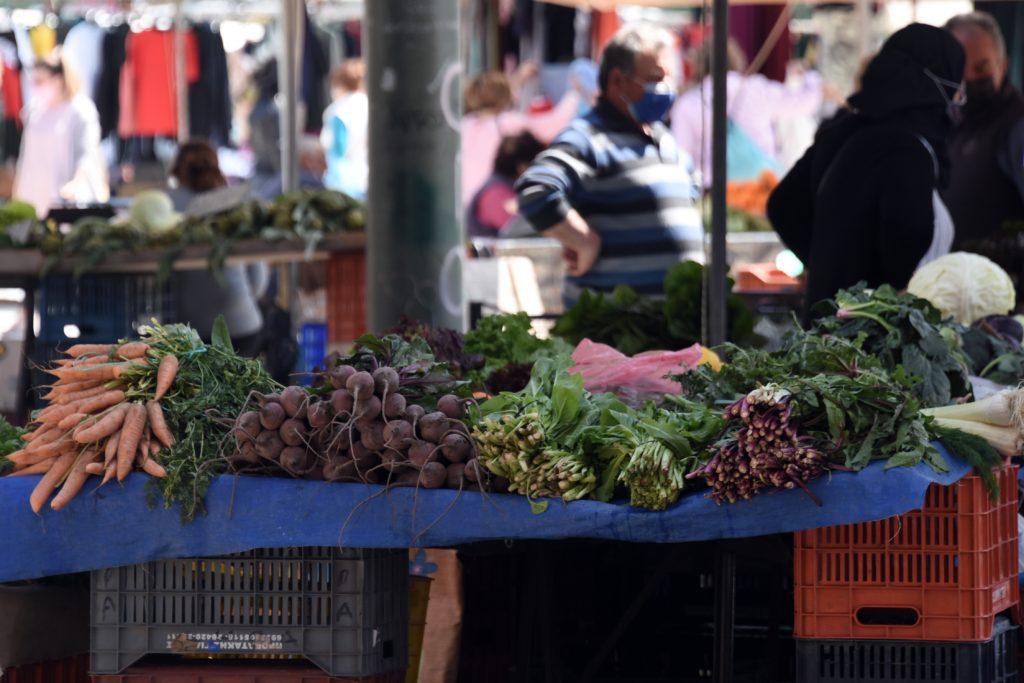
[515,98,705,302]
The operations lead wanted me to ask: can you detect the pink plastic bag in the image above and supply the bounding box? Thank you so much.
[568,339,704,405]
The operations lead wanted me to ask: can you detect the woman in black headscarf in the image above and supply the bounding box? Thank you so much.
[767,24,966,317]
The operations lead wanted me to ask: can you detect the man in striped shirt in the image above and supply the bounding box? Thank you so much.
[515,25,705,304]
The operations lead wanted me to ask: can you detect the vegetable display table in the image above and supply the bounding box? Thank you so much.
[0,448,968,584]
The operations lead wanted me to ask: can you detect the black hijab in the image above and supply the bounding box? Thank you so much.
[843,23,966,185]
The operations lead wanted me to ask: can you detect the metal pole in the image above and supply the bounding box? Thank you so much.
[366,0,463,331]
[279,0,303,194]
[174,0,189,142]
[706,0,729,347]
[713,546,736,683]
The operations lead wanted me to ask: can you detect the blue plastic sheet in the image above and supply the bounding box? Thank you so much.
[0,447,970,583]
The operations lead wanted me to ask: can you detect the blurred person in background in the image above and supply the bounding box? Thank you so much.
[461,64,581,210]
[167,140,268,358]
[767,24,965,318]
[943,12,1024,250]
[14,49,108,217]
[466,131,544,239]
[672,37,822,187]
[321,59,368,200]
[515,24,704,304]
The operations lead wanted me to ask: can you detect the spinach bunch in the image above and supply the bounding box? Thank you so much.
[810,284,971,407]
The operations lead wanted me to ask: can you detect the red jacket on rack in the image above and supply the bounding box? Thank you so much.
[121,28,199,137]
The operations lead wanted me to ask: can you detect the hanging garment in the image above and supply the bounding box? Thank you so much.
[122,28,199,138]
[188,24,232,144]
[62,20,105,102]
[96,25,128,138]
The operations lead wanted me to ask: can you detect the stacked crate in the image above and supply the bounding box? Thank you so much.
[794,463,1021,682]
[90,547,408,680]
[31,274,175,408]
[325,251,366,348]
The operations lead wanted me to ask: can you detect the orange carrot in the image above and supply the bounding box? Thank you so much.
[23,427,62,450]
[29,451,76,513]
[154,355,178,401]
[84,462,106,475]
[13,439,74,465]
[115,342,149,360]
[141,459,167,478]
[101,459,116,485]
[58,412,88,431]
[50,452,100,510]
[37,400,88,424]
[57,384,109,405]
[78,390,125,415]
[75,405,128,444]
[8,458,56,476]
[55,364,124,384]
[103,431,121,467]
[21,424,56,444]
[64,343,114,358]
[117,404,147,481]
[146,400,174,447]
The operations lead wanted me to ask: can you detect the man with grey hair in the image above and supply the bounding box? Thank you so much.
[515,24,704,304]
[943,12,1024,254]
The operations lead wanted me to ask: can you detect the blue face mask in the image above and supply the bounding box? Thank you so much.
[627,80,676,124]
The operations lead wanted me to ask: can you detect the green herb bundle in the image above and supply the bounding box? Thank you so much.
[810,284,971,407]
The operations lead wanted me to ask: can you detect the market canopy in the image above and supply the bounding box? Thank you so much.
[0,449,968,583]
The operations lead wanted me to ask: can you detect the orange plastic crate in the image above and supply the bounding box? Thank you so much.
[326,251,367,345]
[794,463,1020,641]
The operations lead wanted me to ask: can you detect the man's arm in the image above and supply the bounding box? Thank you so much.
[514,128,602,276]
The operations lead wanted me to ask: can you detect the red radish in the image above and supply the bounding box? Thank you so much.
[437,394,465,419]
[446,462,466,488]
[409,440,439,467]
[255,431,285,461]
[418,412,448,443]
[280,446,313,476]
[373,367,401,396]
[331,389,354,416]
[359,423,386,452]
[259,402,286,430]
[346,371,375,400]
[329,365,357,389]
[235,411,261,443]
[354,396,382,421]
[383,420,414,451]
[308,401,333,429]
[280,386,308,419]
[418,462,446,489]
[404,404,426,424]
[441,433,472,463]
[383,393,407,419]
[280,419,308,447]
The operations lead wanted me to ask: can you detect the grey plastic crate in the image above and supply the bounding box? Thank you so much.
[90,547,408,678]
[796,617,1018,683]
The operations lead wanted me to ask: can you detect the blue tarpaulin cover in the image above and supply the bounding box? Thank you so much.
[0,447,970,583]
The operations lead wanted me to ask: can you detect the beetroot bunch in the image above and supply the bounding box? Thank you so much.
[230,365,501,492]
[690,385,828,504]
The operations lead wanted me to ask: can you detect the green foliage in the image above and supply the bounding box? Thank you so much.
[810,284,972,407]
[0,416,26,475]
[552,262,757,356]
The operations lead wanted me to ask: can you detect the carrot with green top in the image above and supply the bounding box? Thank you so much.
[154,354,179,401]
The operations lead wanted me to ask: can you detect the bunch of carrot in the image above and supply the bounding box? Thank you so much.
[5,341,181,513]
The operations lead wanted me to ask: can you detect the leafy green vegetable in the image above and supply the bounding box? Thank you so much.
[472,356,724,510]
[127,322,280,521]
[810,284,972,407]
[0,416,26,475]
[552,261,757,356]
